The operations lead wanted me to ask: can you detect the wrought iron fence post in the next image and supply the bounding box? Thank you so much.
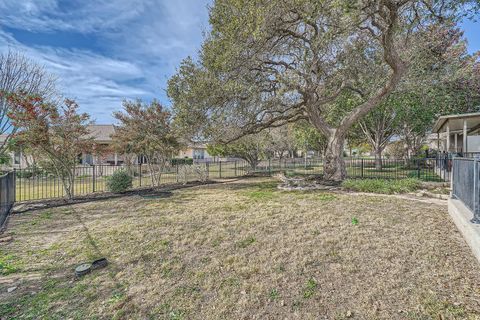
[206,162,210,180]
[219,161,222,179]
[234,161,237,176]
[472,159,480,224]
[176,163,179,183]
[361,159,364,178]
[13,169,16,203]
[269,158,271,175]
[92,165,96,193]
[417,159,421,179]
[139,163,142,187]
[72,166,75,199]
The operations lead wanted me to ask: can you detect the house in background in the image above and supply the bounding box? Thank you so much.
[1,124,216,168]
[177,142,216,162]
[83,125,217,165]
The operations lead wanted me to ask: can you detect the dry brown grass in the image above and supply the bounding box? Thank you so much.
[1,177,480,319]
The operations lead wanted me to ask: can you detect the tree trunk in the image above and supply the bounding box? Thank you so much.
[374,147,383,170]
[323,134,346,181]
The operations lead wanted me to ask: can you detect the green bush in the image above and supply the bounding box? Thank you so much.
[341,178,420,194]
[15,166,44,179]
[171,158,194,165]
[106,170,133,193]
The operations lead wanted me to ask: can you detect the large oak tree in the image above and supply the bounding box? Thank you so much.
[169,0,479,180]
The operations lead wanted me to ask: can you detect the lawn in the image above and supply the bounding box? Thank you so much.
[1,177,479,319]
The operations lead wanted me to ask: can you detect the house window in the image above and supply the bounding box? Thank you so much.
[84,154,94,165]
[13,151,21,165]
[193,149,204,160]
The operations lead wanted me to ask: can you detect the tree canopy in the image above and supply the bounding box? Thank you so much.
[169,0,480,180]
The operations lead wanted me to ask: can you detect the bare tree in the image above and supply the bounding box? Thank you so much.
[0,50,56,153]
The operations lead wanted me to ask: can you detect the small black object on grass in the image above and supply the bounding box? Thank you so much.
[91,258,108,270]
[75,263,92,277]
[75,258,108,277]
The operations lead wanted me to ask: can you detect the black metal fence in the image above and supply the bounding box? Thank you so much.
[7,156,450,203]
[452,158,480,223]
[0,171,15,228]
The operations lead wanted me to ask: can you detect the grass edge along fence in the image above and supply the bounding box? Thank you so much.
[452,157,480,224]
[10,156,448,203]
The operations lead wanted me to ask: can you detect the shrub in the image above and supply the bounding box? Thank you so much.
[171,158,193,165]
[341,178,420,194]
[106,170,133,193]
[15,166,44,179]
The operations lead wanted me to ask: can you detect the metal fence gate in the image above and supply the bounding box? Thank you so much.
[452,158,480,223]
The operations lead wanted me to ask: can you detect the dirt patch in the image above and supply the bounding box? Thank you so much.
[1,177,479,319]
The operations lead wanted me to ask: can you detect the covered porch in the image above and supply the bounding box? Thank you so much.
[432,112,480,156]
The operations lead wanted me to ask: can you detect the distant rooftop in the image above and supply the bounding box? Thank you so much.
[86,124,115,142]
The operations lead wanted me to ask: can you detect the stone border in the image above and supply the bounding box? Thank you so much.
[448,198,480,264]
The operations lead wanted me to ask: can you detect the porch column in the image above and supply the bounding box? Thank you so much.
[446,122,450,152]
[114,152,118,165]
[455,133,458,152]
[463,119,468,153]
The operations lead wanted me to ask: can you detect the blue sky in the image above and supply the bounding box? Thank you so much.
[0,0,478,124]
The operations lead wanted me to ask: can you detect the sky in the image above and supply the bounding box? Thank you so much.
[0,0,478,124]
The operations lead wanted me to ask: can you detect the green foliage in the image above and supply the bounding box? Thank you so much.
[0,251,18,275]
[207,134,269,169]
[293,122,327,153]
[0,152,10,165]
[303,278,317,299]
[15,165,44,179]
[8,95,93,199]
[168,0,478,180]
[113,99,181,187]
[351,217,359,226]
[171,158,193,165]
[106,170,133,193]
[342,178,421,194]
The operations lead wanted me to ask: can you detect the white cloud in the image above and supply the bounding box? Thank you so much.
[0,0,212,123]
[0,29,149,123]
[0,0,151,33]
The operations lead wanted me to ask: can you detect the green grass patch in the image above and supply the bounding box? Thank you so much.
[245,190,277,200]
[0,251,19,275]
[269,288,280,301]
[302,278,318,299]
[317,193,337,201]
[351,217,359,226]
[244,181,278,200]
[236,236,256,248]
[342,178,421,194]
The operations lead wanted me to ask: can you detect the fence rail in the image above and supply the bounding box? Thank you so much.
[6,156,450,203]
[452,158,480,223]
